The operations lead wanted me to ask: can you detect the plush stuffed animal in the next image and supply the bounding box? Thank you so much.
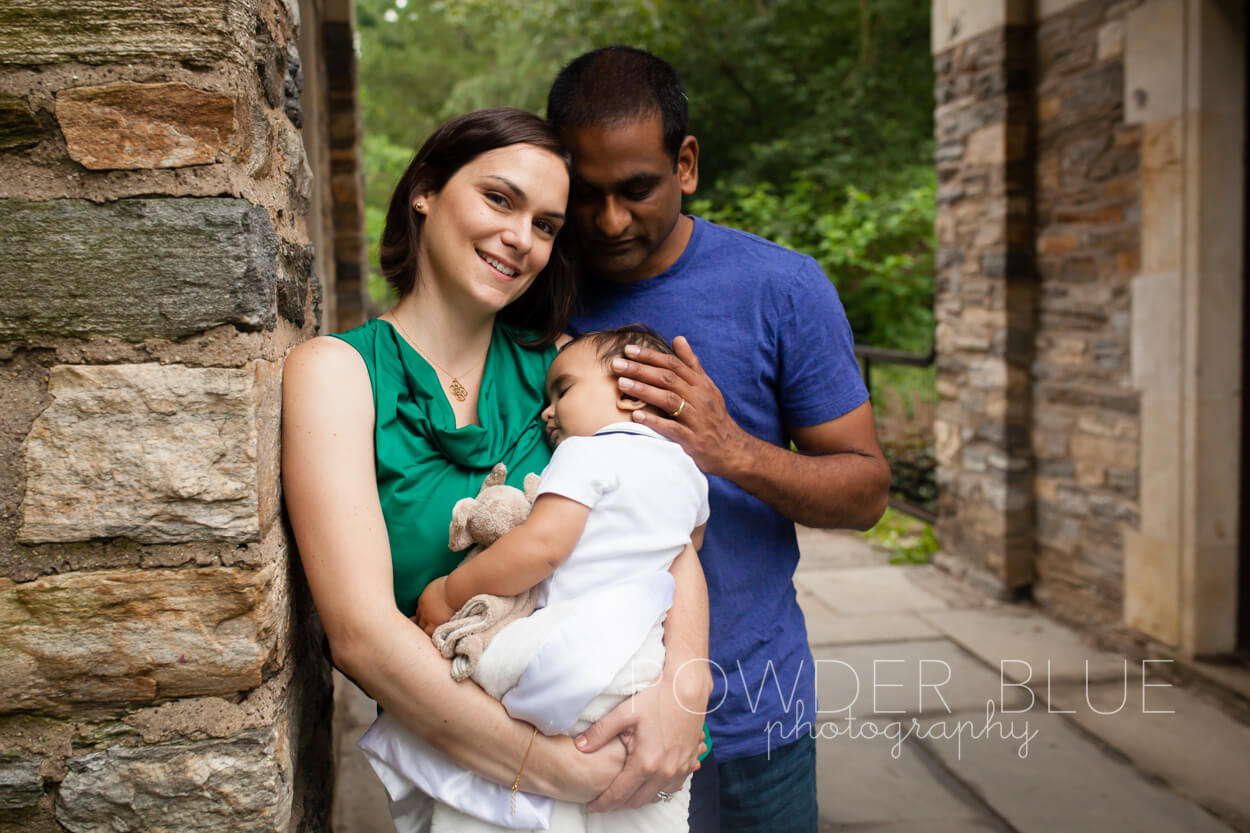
[448,462,540,552]
[433,463,541,680]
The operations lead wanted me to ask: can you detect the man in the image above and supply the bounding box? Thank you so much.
[547,46,891,832]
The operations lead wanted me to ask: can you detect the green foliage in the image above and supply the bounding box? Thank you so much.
[690,166,935,352]
[863,507,939,566]
[356,0,938,345]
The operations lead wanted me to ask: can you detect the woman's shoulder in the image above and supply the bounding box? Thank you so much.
[287,333,368,373]
[284,335,372,406]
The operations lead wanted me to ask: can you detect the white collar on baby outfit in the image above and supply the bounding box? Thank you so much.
[592,421,667,441]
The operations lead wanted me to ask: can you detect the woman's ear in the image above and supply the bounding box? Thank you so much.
[412,191,433,214]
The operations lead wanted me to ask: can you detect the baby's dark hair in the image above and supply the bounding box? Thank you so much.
[562,324,674,368]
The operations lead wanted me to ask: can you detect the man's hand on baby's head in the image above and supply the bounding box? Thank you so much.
[415,577,455,636]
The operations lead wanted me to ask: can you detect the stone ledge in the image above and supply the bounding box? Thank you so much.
[0,560,287,713]
[0,198,277,341]
[19,361,279,545]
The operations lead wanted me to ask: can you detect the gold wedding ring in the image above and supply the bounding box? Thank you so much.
[671,399,686,418]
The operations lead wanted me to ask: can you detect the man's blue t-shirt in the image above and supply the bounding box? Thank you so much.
[570,216,868,760]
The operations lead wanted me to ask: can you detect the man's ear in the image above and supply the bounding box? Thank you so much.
[617,391,649,412]
[677,135,699,196]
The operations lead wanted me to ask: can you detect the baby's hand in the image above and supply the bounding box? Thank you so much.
[415,577,456,636]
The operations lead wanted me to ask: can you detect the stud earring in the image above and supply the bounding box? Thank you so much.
[414,200,426,213]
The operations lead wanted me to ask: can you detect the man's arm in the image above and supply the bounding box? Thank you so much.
[613,337,890,530]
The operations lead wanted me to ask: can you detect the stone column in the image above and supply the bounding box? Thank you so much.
[0,1,331,828]
[325,0,370,332]
[932,0,1037,590]
[1122,0,1245,654]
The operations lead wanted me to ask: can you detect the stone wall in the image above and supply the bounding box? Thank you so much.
[0,1,337,828]
[932,0,1147,624]
[1030,0,1144,625]
[932,19,1037,590]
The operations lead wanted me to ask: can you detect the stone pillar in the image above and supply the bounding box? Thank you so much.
[0,1,331,828]
[325,0,370,332]
[1122,0,1245,654]
[932,0,1037,590]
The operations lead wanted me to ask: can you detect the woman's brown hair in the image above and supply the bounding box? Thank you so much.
[379,107,577,348]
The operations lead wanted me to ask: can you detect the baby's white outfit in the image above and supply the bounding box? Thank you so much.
[359,422,709,833]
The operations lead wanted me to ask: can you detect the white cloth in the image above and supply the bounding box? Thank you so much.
[358,423,708,832]
[533,423,710,608]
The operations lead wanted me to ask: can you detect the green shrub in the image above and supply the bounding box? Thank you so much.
[689,166,935,352]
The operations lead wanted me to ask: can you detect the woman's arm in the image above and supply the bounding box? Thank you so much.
[578,539,713,811]
[282,336,623,801]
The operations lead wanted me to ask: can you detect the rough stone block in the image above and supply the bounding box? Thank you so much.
[55,82,236,170]
[0,561,286,711]
[55,724,291,833]
[0,757,43,809]
[19,362,277,545]
[0,93,43,151]
[0,198,276,340]
[0,1,248,67]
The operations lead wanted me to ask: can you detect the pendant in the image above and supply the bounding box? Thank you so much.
[449,379,468,401]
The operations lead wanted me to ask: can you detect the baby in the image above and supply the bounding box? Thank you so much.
[360,325,709,833]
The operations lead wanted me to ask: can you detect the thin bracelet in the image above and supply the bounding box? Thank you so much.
[511,728,540,815]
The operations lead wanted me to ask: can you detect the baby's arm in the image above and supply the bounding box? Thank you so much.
[416,494,590,631]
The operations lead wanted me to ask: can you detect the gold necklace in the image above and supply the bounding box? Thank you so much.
[389,315,487,402]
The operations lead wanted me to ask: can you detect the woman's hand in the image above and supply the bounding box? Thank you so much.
[551,735,629,804]
[575,665,708,811]
[416,576,456,635]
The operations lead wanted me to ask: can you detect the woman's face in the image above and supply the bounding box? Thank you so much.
[415,143,569,315]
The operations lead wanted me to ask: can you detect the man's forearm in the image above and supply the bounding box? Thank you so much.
[723,433,890,530]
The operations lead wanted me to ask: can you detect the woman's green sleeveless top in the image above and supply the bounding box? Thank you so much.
[331,319,555,615]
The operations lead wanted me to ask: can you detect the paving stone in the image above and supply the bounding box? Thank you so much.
[1048,680,1250,829]
[820,822,1008,833]
[1190,660,1250,703]
[796,527,889,570]
[920,607,1138,684]
[797,566,950,615]
[816,718,994,828]
[806,612,942,647]
[918,708,1236,833]
[811,640,1032,718]
[331,672,396,833]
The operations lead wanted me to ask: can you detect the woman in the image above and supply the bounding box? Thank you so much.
[281,108,709,830]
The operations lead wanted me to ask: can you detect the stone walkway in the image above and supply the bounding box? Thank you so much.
[331,528,1250,832]
[794,527,1250,833]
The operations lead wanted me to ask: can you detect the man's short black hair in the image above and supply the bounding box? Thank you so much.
[547,46,688,168]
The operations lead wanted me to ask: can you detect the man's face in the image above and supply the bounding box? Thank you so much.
[560,115,698,283]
